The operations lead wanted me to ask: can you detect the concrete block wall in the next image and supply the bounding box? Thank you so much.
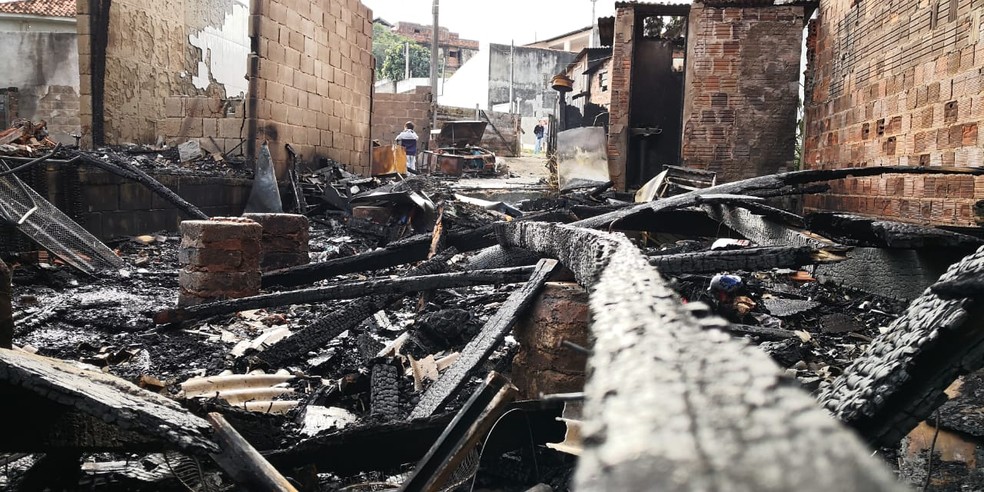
[681,2,804,184]
[436,105,522,157]
[804,0,984,226]
[370,88,433,149]
[252,0,374,176]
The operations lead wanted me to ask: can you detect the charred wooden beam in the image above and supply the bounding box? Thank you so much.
[207,412,297,492]
[370,360,401,422]
[262,211,577,289]
[262,227,495,288]
[805,213,984,249]
[575,165,984,230]
[408,258,559,419]
[400,372,518,492]
[263,402,565,476]
[648,246,844,275]
[72,152,208,220]
[703,204,965,301]
[0,349,216,454]
[931,277,984,299]
[0,259,11,349]
[155,266,535,324]
[819,245,984,447]
[248,250,457,370]
[495,222,901,491]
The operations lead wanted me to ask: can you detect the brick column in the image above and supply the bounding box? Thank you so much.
[243,213,311,271]
[178,218,262,306]
[0,258,11,349]
[511,282,591,399]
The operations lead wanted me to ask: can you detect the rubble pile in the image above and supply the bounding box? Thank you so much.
[2,156,984,491]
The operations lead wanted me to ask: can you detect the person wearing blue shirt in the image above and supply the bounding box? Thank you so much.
[396,121,419,173]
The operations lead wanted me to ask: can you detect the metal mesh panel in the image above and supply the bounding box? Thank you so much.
[0,170,124,274]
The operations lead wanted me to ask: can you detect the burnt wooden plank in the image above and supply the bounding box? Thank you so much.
[408,258,559,419]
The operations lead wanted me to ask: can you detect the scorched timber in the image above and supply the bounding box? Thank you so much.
[804,213,984,249]
[495,222,902,492]
[574,165,984,230]
[819,244,984,447]
[262,226,495,288]
[262,211,576,288]
[207,413,297,492]
[0,348,216,454]
[249,250,456,369]
[72,152,208,220]
[155,266,536,324]
[408,258,558,419]
[648,246,842,275]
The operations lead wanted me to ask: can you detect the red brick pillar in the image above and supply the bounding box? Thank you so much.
[242,213,311,272]
[511,282,591,399]
[178,218,262,306]
[0,259,12,349]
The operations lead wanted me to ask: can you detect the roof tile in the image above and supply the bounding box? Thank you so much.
[0,0,76,18]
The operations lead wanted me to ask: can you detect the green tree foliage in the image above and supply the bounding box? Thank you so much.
[372,22,431,82]
[380,41,431,82]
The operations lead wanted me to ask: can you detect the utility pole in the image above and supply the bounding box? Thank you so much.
[404,41,410,80]
[589,0,598,48]
[431,0,439,130]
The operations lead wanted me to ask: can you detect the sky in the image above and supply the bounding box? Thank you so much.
[361,0,620,47]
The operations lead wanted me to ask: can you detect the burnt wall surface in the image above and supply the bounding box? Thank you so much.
[681,3,804,184]
[0,164,249,243]
[607,6,635,191]
[0,32,80,144]
[436,106,522,157]
[804,0,984,227]
[78,0,250,148]
[488,44,576,118]
[371,88,433,150]
[252,0,374,177]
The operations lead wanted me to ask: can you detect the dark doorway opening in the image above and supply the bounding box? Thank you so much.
[627,14,687,189]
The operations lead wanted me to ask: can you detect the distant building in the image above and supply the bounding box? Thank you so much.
[526,26,594,53]
[390,21,479,75]
[0,0,79,143]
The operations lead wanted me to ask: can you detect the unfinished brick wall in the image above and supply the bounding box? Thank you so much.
[681,2,804,184]
[77,0,249,148]
[804,0,984,226]
[252,0,374,176]
[606,6,636,190]
[371,88,433,149]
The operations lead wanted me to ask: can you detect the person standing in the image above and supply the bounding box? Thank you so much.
[396,121,419,173]
[533,120,545,155]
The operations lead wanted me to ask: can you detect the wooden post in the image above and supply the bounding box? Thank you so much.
[0,258,12,349]
[207,412,298,492]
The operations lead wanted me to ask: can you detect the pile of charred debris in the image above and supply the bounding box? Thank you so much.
[3,127,984,490]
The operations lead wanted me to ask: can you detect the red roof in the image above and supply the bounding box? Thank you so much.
[0,0,76,18]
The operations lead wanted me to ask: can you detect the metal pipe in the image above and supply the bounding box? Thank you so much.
[404,41,410,80]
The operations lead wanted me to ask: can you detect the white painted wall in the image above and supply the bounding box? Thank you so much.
[188,0,249,98]
[0,14,75,33]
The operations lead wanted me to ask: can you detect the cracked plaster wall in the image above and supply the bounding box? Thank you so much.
[78,0,249,148]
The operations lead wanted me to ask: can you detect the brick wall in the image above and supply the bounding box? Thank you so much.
[371,88,433,148]
[804,0,984,226]
[607,6,635,190]
[436,106,522,157]
[681,2,804,184]
[252,0,374,176]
